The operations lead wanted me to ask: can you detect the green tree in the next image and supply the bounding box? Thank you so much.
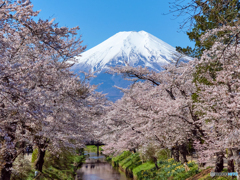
[172,0,240,58]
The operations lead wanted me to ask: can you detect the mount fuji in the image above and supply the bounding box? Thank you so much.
[71,31,191,101]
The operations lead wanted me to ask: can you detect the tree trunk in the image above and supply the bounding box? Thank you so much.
[172,146,180,162]
[97,145,99,156]
[79,148,84,155]
[214,152,224,172]
[1,153,13,180]
[129,148,136,153]
[179,143,188,164]
[228,148,234,173]
[232,148,240,180]
[153,157,159,169]
[35,147,46,172]
[0,146,25,180]
[1,124,17,180]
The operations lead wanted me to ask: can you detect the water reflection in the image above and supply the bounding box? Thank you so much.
[76,151,132,180]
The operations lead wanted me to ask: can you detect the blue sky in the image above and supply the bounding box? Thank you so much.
[31,0,194,51]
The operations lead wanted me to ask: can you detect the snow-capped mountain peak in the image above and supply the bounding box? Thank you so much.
[71,30,191,102]
[72,30,187,73]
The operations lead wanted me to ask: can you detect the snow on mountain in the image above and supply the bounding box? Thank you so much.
[72,30,190,73]
[71,31,191,101]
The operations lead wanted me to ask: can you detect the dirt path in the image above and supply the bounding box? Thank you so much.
[186,168,213,180]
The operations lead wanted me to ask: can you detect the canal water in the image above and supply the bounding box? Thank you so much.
[75,151,132,180]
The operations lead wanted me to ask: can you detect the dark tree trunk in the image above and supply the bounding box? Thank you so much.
[19,141,26,155]
[214,152,224,172]
[172,146,180,162]
[35,147,46,172]
[228,148,234,173]
[1,124,17,180]
[79,148,84,155]
[97,145,99,156]
[129,148,136,153]
[0,146,24,180]
[1,154,13,180]
[179,143,188,164]
[153,157,159,169]
[199,162,206,167]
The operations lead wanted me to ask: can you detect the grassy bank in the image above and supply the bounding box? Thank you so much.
[35,150,85,180]
[109,151,235,180]
[32,147,236,180]
[11,148,85,180]
[85,145,103,153]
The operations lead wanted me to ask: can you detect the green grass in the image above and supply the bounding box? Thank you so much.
[120,153,142,170]
[109,151,200,180]
[107,151,238,180]
[118,153,143,177]
[112,151,132,167]
[131,158,200,180]
[27,147,85,180]
[85,145,103,153]
[111,151,190,179]
[133,161,155,177]
[119,153,132,167]
[11,147,85,180]
[32,148,38,163]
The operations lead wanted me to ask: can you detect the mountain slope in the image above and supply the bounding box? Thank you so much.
[72,31,191,101]
[72,31,189,73]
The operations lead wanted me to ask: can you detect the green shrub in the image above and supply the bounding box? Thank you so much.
[106,156,112,162]
[157,149,170,160]
[140,146,170,163]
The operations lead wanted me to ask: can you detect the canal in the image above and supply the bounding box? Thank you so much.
[75,150,132,180]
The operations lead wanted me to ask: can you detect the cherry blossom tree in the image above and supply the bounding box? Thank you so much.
[193,24,240,178]
[100,89,149,155]
[100,59,205,166]
[33,73,108,172]
[0,0,107,179]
